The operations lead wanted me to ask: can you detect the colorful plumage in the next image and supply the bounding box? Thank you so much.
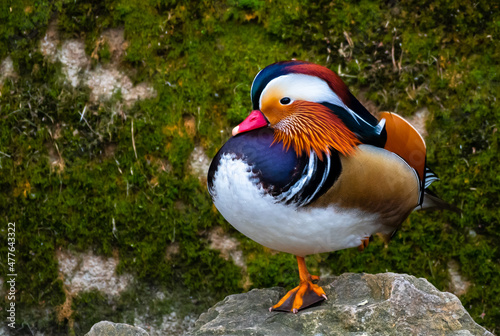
[207,60,452,313]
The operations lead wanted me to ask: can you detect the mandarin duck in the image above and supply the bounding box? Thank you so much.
[207,60,452,313]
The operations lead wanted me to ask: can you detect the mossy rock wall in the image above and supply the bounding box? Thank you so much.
[0,0,499,334]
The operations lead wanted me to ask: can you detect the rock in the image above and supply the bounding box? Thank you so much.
[85,321,149,336]
[40,21,156,106]
[0,56,16,85]
[448,260,471,297]
[188,146,211,183]
[406,107,430,136]
[133,310,198,336]
[190,273,493,336]
[56,249,133,298]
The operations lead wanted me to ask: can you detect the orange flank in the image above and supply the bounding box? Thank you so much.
[270,256,327,313]
[379,112,426,181]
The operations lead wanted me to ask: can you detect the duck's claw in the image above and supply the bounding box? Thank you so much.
[270,280,326,313]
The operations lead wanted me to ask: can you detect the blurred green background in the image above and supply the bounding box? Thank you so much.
[0,0,499,334]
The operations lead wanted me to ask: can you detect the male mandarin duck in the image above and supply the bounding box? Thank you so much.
[207,60,452,313]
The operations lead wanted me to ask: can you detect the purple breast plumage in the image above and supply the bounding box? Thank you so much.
[208,128,341,207]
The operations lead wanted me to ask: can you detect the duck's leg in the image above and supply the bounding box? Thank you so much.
[270,256,327,313]
[358,237,370,251]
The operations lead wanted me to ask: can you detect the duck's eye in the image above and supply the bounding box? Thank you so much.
[280,97,291,105]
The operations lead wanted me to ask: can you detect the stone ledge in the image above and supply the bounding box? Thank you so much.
[85,273,494,336]
[189,273,493,336]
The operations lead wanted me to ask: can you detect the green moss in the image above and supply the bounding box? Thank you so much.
[97,41,111,64]
[1,0,499,333]
[0,0,57,59]
[72,291,116,335]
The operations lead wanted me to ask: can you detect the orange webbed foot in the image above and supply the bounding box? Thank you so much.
[270,279,327,313]
[269,256,327,313]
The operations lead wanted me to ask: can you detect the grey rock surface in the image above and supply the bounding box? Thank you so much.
[190,273,493,336]
[85,321,149,336]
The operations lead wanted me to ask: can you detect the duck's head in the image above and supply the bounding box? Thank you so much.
[233,61,382,160]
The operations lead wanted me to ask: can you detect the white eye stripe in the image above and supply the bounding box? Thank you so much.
[259,74,344,109]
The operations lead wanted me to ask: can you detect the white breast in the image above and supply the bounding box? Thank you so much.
[210,154,384,256]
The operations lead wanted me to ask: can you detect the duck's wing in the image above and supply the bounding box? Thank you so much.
[379,112,458,212]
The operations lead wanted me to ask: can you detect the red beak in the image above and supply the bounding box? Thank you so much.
[232,110,269,136]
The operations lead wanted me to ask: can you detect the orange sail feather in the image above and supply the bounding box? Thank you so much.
[379,112,426,181]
